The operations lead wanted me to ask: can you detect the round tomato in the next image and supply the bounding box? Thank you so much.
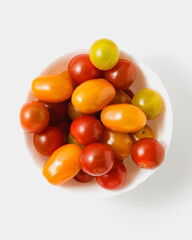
[100,127,133,160]
[43,144,83,185]
[132,89,163,120]
[80,143,114,176]
[109,91,132,105]
[33,127,67,156]
[56,121,70,136]
[68,54,103,85]
[131,138,165,169]
[96,159,127,190]
[20,101,50,133]
[70,115,103,145]
[74,169,95,183]
[104,59,136,90]
[68,132,85,149]
[31,74,73,103]
[89,39,119,70]
[39,101,67,126]
[72,78,116,113]
[60,70,77,89]
[130,125,155,143]
[123,89,134,99]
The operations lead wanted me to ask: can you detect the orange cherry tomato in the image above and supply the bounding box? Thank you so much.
[43,144,82,185]
[100,127,133,160]
[109,90,132,105]
[130,124,155,143]
[71,78,116,113]
[60,71,77,89]
[32,74,73,103]
[101,104,147,133]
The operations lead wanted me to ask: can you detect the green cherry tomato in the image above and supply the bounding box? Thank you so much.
[68,132,85,149]
[132,89,163,120]
[89,39,119,70]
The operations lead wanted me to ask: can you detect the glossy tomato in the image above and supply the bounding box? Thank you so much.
[123,89,134,99]
[104,59,136,90]
[130,125,155,143]
[100,127,133,160]
[80,143,114,176]
[60,70,77,89]
[96,159,127,190]
[74,169,95,183]
[56,121,70,136]
[89,39,119,70]
[132,89,163,120]
[109,91,132,105]
[43,144,83,185]
[101,104,146,133]
[131,138,165,169]
[39,101,67,126]
[68,54,103,85]
[70,115,103,145]
[68,132,85,149]
[20,101,49,133]
[72,78,116,113]
[31,74,73,103]
[33,127,66,156]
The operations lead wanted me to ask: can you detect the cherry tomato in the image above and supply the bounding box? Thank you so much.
[68,102,98,120]
[60,70,77,89]
[68,132,85,149]
[80,143,114,176]
[131,138,165,169]
[20,101,50,133]
[123,89,134,99]
[68,54,103,85]
[104,59,136,90]
[132,89,163,120]
[31,74,73,103]
[101,104,147,133]
[70,115,103,145]
[130,125,155,143]
[96,159,127,190]
[43,144,83,185]
[100,127,133,160]
[74,169,95,183]
[39,101,67,126]
[56,121,70,136]
[89,39,119,70]
[72,79,116,113]
[109,91,132,105]
[33,127,67,156]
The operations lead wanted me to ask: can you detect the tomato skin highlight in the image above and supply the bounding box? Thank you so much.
[43,144,83,185]
[131,138,165,169]
[80,143,114,176]
[31,74,73,103]
[72,78,116,113]
[105,59,136,90]
[96,159,127,190]
[70,115,103,145]
[74,169,95,183]
[68,54,103,85]
[20,101,50,133]
[101,104,147,133]
[33,127,67,156]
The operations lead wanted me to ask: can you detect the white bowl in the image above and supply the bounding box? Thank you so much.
[24,50,173,199]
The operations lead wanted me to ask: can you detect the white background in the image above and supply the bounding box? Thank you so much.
[0,0,192,239]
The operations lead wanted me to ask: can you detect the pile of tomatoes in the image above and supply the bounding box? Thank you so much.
[20,39,165,190]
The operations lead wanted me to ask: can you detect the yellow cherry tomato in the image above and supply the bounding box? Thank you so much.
[72,78,116,113]
[89,39,119,70]
[101,104,147,133]
[43,144,82,185]
[130,125,155,143]
[32,74,73,103]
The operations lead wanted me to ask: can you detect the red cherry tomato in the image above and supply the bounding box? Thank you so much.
[20,101,50,133]
[56,121,70,136]
[39,101,67,126]
[80,143,114,176]
[131,138,165,169]
[104,59,136,90]
[96,159,127,190]
[74,169,95,183]
[123,89,134,99]
[33,127,67,156]
[70,115,103,145]
[68,54,103,85]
